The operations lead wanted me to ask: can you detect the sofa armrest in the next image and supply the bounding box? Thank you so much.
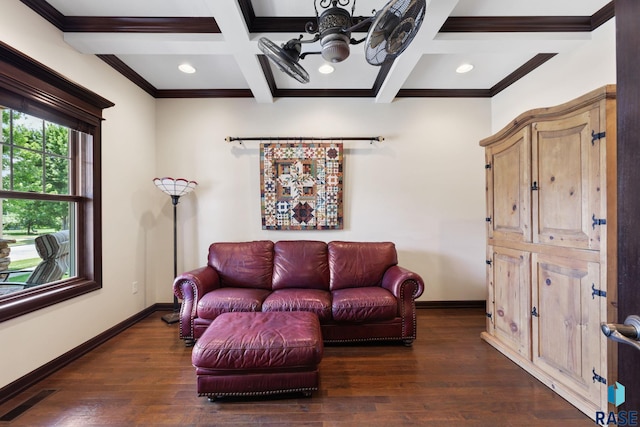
[381,265,424,300]
[173,266,220,341]
[382,265,424,344]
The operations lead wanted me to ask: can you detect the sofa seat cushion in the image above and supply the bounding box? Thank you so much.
[262,289,332,321]
[331,287,397,322]
[197,287,271,320]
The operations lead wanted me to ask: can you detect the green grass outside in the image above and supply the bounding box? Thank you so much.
[3,229,57,246]
[10,258,40,269]
[2,229,59,283]
[3,257,39,282]
[4,272,31,282]
[1,231,42,282]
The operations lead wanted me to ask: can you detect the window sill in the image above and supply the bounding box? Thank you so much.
[0,279,100,322]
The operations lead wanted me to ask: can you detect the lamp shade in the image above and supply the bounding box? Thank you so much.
[153,177,198,197]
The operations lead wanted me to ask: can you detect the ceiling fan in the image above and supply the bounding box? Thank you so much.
[258,0,426,84]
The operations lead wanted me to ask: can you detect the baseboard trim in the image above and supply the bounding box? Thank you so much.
[0,304,159,406]
[155,302,174,311]
[416,300,485,309]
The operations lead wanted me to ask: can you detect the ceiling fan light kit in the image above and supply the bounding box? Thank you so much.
[321,33,351,62]
[258,0,426,83]
[318,6,352,62]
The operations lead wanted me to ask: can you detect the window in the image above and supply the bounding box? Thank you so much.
[0,109,77,293]
[0,41,113,322]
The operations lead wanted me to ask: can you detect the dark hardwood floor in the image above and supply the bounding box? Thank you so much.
[0,308,592,426]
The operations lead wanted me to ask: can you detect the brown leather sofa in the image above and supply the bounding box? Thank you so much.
[173,240,425,346]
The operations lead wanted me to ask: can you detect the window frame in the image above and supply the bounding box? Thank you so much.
[0,41,113,322]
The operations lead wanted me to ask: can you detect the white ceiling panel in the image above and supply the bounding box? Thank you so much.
[117,54,250,89]
[271,53,381,89]
[403,53,541,89]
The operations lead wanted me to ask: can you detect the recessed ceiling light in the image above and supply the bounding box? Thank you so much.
[318,63,335,74]
[456,63,474,74]
[178,63,196,74]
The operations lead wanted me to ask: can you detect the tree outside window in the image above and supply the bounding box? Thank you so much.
[0,108,76,290]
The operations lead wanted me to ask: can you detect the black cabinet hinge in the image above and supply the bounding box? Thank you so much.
[531,307,539,317]
[591,284,606,299]
[591,130,606,145]
[486,259,492,266]
[485,163,492,169]
[592,214,606,229]
[486,312,492,319]
[486,217,492,223]
[531,181,539,191]
[593,368,607,384]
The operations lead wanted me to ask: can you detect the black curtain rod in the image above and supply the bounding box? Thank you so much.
[225,136,384,143]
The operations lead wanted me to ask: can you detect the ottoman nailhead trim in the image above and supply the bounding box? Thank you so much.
[199,386,318,399]
[325,336,402,343]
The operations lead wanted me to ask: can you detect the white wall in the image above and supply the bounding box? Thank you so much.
[155,97,490,302]
[0,1,158,388]
[491,19,616,133]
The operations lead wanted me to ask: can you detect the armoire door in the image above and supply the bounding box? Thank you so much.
[532,107,604,250]
[489,246,531,359]
[531,253,605,409]
[486,127,532,244]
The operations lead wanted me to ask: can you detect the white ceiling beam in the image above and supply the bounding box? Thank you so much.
[430,32,593,54]
[202,0,273,103]
[63,33,229,55]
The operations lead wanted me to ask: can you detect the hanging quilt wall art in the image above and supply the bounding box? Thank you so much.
[260,141,343,230]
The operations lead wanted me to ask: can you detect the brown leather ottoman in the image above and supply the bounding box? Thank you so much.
[191,311,323,401]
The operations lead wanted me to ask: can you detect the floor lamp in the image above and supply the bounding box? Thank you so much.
[153,176,198,324]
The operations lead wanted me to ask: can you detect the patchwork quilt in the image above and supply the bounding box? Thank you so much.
[260,142,343,230]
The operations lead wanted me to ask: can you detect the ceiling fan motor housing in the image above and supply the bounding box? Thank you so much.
[319,7,352,63]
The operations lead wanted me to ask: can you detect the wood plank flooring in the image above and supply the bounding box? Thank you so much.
[0,308,592,426]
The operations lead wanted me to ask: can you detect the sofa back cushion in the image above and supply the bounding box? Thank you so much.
[272,240,330,290]
[208,240,274,290]
[328,241,398,291]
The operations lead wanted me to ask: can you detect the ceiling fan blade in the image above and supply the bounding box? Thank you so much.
[258,37,310,84]
[364,0,426,66]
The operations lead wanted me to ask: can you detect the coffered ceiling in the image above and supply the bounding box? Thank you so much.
[21,0,613,103]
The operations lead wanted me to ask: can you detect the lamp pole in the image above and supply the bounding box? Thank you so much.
[171,195,179,279]
[153,177,197,324]
[162,195,180,324]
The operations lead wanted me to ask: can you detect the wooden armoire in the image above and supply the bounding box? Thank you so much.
[480,85,617,418]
